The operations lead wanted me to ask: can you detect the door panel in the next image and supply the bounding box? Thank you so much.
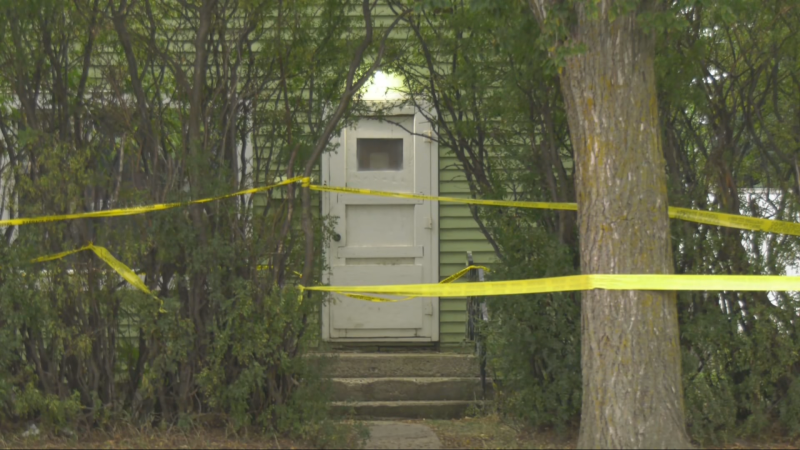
[345,204,416,246]
[322,112,438,341]
[330,266,426,331]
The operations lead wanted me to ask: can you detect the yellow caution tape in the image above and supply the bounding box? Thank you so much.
[339,293,398,303]
[31,244,164,312]
[31,247,91,264]
[302,273,800,299]
[308,183,577,211]
[668,207,800,236]
[256,264,303,277]
[335,265,491,303]
[257,260,489,303]
[441,264,491,284]
[0,177,304,227]
[310,181,800,237]
[17,178,800,303]
[4,174,800,237]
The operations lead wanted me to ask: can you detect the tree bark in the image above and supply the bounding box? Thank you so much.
[530,1,691,448]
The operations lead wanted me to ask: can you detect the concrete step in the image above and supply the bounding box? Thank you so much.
[331,377,493,402]
[331,400,485,419]
[322,353,480,378]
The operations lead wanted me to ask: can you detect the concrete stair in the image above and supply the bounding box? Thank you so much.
[324,353,491,419]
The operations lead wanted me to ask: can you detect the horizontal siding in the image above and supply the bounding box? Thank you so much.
[440,311,466,322]
[440,204,479,217]
[440,322,467,335]
[246,115,497,348]
[440,252,495,264]
[441,240,495,252]
[438,147,497,349]
[441,229,487,240]
[440,298,467,311]
[242,2,499,349]
[249,130,488,350]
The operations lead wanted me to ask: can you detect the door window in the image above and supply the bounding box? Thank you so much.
[356,138,403,171]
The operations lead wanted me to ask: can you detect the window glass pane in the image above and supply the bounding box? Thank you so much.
[357,138,403,171]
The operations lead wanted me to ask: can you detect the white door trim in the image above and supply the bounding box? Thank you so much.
[321,102,439,342]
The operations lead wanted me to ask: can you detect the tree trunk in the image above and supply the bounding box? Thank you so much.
[531,1,691,448]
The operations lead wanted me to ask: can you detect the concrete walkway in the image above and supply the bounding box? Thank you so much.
[364,421,441,449]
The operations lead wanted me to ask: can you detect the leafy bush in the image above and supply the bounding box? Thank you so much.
[485,222,800,443]
[0,232,334,437]
[678,288,800,443]
[0,0,395,444]
[481,216,581,432]
[403,0,800,444]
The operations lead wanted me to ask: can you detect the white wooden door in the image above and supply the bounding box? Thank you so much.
[322,110,439,341]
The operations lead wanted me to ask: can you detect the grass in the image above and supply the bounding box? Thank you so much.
[0,420,366,450]
[408,416,575,449]
[407,415,800,450]
[3,417,799,449]
[2,429,295,449]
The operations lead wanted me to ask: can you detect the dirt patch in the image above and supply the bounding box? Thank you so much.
[4,418,799,449]
[405,416,575,449]
[407,416,800,450]
[1,429,292,449]
[0,422,366,450]
[363,421,440,449]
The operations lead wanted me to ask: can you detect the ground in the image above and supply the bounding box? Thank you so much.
[412,416,575,449]
[2,416,799,449]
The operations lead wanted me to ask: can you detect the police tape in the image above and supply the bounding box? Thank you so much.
[4,175,800,237]
[307,183,578,211]
[0,177,304,227]
[31,244,165,312]
[300,273,800,300]
[310,182,800,237]
[25,245,800,304]
[668,207,800,236]
[338,264,491,303]
[256,264,303,277]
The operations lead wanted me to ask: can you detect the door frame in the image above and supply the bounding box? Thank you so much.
[320,103,439,342]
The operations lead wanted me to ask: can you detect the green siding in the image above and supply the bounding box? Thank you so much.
[46,0,493,351]
[242,2,496,349]
[252,133,494,350]
[438,147,498,348]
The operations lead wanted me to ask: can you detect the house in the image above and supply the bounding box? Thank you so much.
[319,72,497,350]
[0,0,512,420]
[0,1,500,354]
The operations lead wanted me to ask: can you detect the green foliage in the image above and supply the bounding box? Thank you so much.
[656,0,800,443]
[12,382,83,427]
[483,218,581,432]
[779,378,800,439]
[0,0,389,444]
[2,0,799,445]
[196,287,324,429]
[0,224,334,432]
[399,0,800,444]
[392,0,581,430]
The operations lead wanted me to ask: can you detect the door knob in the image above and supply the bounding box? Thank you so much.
[332,233,341,242]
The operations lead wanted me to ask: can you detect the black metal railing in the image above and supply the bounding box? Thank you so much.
[465,251,488,399]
